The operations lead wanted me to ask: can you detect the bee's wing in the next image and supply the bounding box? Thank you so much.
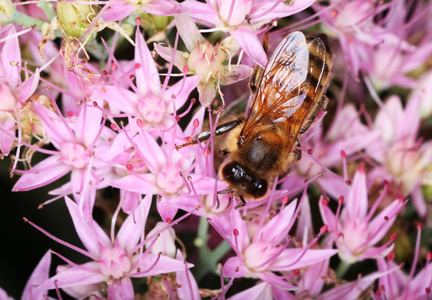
[241,31,309,135]
[241,32,330,152]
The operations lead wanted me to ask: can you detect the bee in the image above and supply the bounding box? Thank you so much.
[176,31,333,205]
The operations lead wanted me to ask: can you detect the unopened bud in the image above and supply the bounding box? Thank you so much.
[57,1,99,38]
[0,0,15,24]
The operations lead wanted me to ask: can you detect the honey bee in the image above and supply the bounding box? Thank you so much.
[176,31,333,205]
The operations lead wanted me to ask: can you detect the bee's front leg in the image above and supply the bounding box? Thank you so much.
[175,117,245,150]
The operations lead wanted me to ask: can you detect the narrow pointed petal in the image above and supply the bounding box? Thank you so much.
[0,25,21,88]
[135,31,161,97]
[0,119,15,155]
[228,282,273,300]
[38,262,105,290]
[346,169,368,220]
[75,106,103,147]
[132,253,190,277]
[176,250,200,300]
[65,197,111,257]
[16,70,40,102]
[272,249,338,272]
[165,75,201,110]
[22,251,51,300]
[118,195,152,251]
[13,156,71,191]
[175,14,205,51]
[230,28,267,68]
[101,1,138,21]
[107,277,134,299]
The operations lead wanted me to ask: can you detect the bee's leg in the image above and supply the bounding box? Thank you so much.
[176,117,245,150]
[235,195,247,209]
[249,66,264,94]
[293,139,302,161]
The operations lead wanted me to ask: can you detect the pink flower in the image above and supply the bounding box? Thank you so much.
[366,96,432,217]
[283,104,380,200]
[92,28,201,135]
[218,193,337,291]
[12,102,114,208]
[35,196,191,298]
[0,25,41,156]
[372,224,432,300]
[155,14,252,106]
[21,251,52,300]
[181,0,315,67]
[109,116,219,221]
[320,166,406,265]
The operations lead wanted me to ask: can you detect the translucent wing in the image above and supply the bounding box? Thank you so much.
[241,32,331,153]
[241,31,309,136]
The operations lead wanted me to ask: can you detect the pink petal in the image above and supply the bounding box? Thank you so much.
[101,0,139,21]
[346,168,368,220]
[176,250,200,300]
[368,199,405,246]
[15,71,40,103]
[165,75,201,110]
[110,174,159,195]
[120,190,141,214]
[250,0,315,23]
[107,277,134,299]
[0,25,21,88]
[0,119,15,155]
[223,256,249,278]
[75,106,103,147]
[272,248,338,272]
[117,195,152,251]
[13,155,71,191]
[38,261,105,289]
[156,199,179,223]
[91,85,138,114]
[65,197,112,257]
[145,0,184,16]
[228,282,272,300]
[299,258,329,296]
[180,1,222,27]
[32,102,72,148]
[260,200,297,245]
[132,253,189,277]
[174,14,205,51]
[153,43,187,71]
[22,251,51,300]
[230,27,267,68]
[135,30,161,97]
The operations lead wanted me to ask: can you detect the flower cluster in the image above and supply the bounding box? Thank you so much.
[1,0,431,299]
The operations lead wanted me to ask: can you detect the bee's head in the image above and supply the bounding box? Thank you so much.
[219,161,268,200]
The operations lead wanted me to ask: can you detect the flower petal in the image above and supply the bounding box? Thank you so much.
[13,155,71,191]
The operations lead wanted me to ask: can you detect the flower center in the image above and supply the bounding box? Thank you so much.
[243,243,278,273]
[99,244,132,279]
[187,41,226,83]
[340,219,368,254]
[157,165,183,195]
[138,95,166,124]
[60,142,89,169]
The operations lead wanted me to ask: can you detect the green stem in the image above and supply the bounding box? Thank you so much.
[336,260,351,278]
[10,11,47,31]
[37,1,56,21]
[194,217,231,280]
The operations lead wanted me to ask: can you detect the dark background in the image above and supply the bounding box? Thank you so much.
[0,157,84,299]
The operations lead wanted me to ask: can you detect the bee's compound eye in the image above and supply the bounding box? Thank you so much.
[252,178,268,198]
